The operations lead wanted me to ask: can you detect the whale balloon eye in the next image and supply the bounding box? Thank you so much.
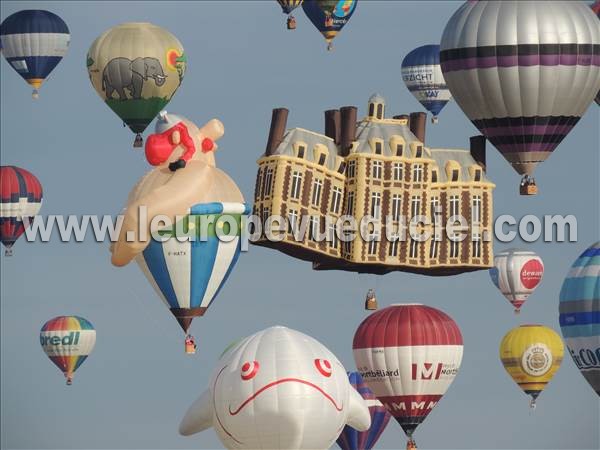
[314,359,332,377]
[241,361,259,380]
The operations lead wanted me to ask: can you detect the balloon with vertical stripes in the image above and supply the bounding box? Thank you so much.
[0,165,43,256]
[0,10,70,98]
[40,316,96,386]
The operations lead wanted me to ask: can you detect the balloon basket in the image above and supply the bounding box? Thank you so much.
[514,308,521,315]
[365,289,378,311]
[406,438,417,450]
[184,335,197,355]
[431,116,438,124]
[327,42,333,51]
[287,16,296,30]
[529,398,536,410]
[66,375,73,386]
[520,177,538,195]
[32,89,39,99]
[4,248,13,257]
[133,133,143,148]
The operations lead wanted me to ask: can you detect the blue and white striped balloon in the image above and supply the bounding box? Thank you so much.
[0,10,70,98]
[401,44,451,123]
[136,202,250,335]
[559,242,600,396]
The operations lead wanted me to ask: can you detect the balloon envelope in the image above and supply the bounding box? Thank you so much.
[87,23,186,143]
[440,1,600,181]
[337,371,391,450]
[40,316,96,385]
[353,304,463,440]
[559,242,600,396]
[401,45,451,121]
[136,202,250,334]
[277,0,304,15]
[499,324,563,406]
[0,10,70,97]
[302,0,357,47]
[0,165,43,255]
[490,248,544,313]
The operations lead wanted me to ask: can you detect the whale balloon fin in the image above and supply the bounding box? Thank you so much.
[346,387,371,431]
[179,389,213,436]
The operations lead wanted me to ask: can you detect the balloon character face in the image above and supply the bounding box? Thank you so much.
[180,326,371,450]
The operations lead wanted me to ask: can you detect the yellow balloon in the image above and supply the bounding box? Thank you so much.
[499,325,564,408]
[86,22,186,147]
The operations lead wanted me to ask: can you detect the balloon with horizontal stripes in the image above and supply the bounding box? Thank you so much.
[87,23,187,148]
[440,1,600,194]
[136,202,250,352]
[353,304,463,449]
[490,248,544,314]
[302,0,358,51]
[40,316,96,386]
[559,242,600,396]
[336,371,391,450]
[499,325,563,408]
[0,10,70,98]
[0,165,43,256]
[401,45,451,124]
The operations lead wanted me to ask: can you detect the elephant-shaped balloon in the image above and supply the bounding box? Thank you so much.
[102,57,167,100]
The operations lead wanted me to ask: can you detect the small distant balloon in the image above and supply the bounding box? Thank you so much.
[0,10,70,98]
[401,45,451,123]
[302,0,358,50]
[490,249,544,314]
[40,316,96,385]
[0,166,43,256]
[277,0,304,29]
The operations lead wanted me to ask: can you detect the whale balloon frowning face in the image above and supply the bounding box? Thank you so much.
[179,326,370,450]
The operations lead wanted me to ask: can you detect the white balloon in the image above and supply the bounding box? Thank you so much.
[179,326,370,450]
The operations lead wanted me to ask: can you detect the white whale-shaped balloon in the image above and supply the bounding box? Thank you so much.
[179,326,371,450]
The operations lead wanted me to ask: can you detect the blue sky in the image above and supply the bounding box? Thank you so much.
[1,1,598,449]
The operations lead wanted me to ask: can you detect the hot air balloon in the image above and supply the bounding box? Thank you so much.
[179,326,371,450]
[87,23,186,147]
[136,202,250,353]
[277,0,304,30]
[337,371,391,450]
[302,0,358,51]
[593,1,600,106]
[353,304,463,449]
[559,242,600,396]
[499,325,563,408]
[490,248,544,314]
[0,10,70,98]
[440,1,600,195]
[401,45,451,124]
[40,316,96,385]
[0,165,43,256]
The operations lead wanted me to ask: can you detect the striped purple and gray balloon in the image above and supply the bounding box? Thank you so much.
[440,1,600,177]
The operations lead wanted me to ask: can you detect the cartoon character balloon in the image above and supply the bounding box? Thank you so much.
[353,304,463,449]
[111,112,248,352]
[401,45,451,124]
[0,10,70,98]
[277,0,304,29]
[440,1,600,195]
[0,166,43,256]
[40,316,96,385]
[337,372,391,450]
[490,249,544,314]
[559,242,600,396]
[179,326,371,450]
[87,23,186,147]
[302,0,358,50]
[499,325,563,408]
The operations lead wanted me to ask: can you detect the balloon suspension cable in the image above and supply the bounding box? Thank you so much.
[32,89,39,99]
[133,133,143,148]
[4,248,13,257]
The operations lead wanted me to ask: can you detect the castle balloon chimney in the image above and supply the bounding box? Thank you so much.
[409,112,426,144]
[340,106,357,157]
[265,108,289,156]
[470,135,487,172]
[324,109,341,145]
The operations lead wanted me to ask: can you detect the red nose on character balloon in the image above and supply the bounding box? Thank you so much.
[0,166,43,256]
[144,111,199,167]
[353,304,463,449]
